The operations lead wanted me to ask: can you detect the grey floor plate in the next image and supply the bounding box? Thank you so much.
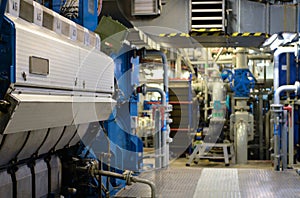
[115,167,202,198]
[238,169,300,198]
[115,167,300,198]
[193,168,241,198]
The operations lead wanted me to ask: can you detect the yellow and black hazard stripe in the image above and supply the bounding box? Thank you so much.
[158,30,270,38]
[159,33,190,38]
[190,31,225,37]
[231,32,270,38]
[190,28,225,36]
[191,28,223,32]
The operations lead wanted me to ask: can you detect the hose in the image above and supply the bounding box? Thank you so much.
[93,170,156,198]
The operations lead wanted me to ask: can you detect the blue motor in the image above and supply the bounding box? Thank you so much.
[221,69,255,98]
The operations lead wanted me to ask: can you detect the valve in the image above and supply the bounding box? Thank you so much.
[135,84,147,95]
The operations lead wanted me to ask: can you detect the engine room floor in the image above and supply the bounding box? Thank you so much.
[115,158,300,198]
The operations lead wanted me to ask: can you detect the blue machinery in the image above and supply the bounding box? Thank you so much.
[0,0,157,197]
[221,48,255,164]
[271,45,300,171]
[1,1,300,198]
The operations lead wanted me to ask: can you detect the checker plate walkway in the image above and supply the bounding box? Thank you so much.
[115,167,300,198]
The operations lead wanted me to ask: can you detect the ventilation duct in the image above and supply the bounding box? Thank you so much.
[131,0,161,16]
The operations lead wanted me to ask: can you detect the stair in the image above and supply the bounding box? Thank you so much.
[191,0,225,30]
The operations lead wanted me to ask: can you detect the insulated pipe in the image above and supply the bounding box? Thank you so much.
[274,82,300,105]
[236,121,248,164]
[236,48,248,69]
[235,48,249,108]
[273,47,296,90]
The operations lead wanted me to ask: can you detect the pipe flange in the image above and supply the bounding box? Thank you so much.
[165,104,172,112]
[123,170,133,185]
[295,81,300,94]
[271,104,283,112]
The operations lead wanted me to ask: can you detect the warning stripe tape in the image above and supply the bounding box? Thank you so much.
[159,31,270,38]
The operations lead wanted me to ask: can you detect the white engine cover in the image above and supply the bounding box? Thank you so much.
[9,16,114,94]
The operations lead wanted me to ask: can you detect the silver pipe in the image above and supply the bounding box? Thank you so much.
[154,109,162,169]
[236,48,248,69]
[274,83,299,104]
[145,86,166,169]
[282,110,288,170]
[213,47,224,62]
[274,47,295,90]
[289,103,294,167]
[145,50,169,97]
[237,0,241,32]
[266,1,270,34]
[131,177,156,198]
[247,54,271,60]
[204,48,209,121]
[265,111,271,160]
[145,50,170,167]
[259,94,264,160]
[175,55,182,78]
[264,61,267,84]
[145,87,166,106]
[287,53,291,98]
[236,121,248,164]
[94,170,156,198]
[272,82,300,170]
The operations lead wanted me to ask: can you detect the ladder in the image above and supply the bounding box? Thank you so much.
[191,0,225,31]
[186,142,236,166]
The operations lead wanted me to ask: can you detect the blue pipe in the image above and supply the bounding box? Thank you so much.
[6,16,16,83]
[0,0,8,32]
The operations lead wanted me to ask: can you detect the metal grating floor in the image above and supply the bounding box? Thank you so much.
[115,167,300,198]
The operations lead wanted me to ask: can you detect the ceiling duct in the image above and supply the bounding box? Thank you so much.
[131,0,161,16]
